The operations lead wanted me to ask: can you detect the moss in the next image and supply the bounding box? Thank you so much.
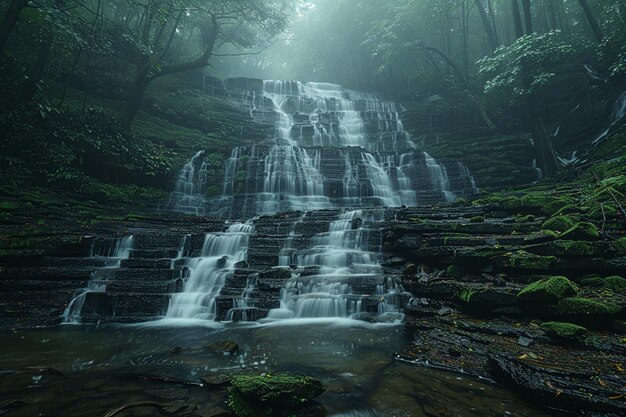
[506,250,557,270]
[469,215,485,223]
[541,197,574,216]
[541,215,576,233]
[0,201,19,210]
[518,276,578,303]
[446,264,464,278]
[541,321,588,340]
[579,276,604,286]
[552,204,583,217]
[614,237,626,255]
[515,214,535,223]
[558,297,621,316]
[550,240,595,256]
[228,374,324,413]
[560,222,601,241]
[603,276,626,293]
[458,288,480,303]
[588,204,618,221]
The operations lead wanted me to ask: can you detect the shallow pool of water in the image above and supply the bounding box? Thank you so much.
[0,321,552,416]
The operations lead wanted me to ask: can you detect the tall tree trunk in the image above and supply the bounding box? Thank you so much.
[521,0,533,34]
[475,0,499,51]
[21,33,53,102]
[577,0,603,42]
[58,48,83,108]
[531,114,559,177]
[487,0,500,45]
[122,65,150,132]
[511,0,524,39]
[0,0,29,54]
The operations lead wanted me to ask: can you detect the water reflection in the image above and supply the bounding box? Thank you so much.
[0,323,551,417]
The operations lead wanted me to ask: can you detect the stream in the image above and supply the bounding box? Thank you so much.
[0,321,553,417]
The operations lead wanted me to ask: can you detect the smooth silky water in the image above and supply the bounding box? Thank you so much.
[0,81,547,416]
[0,322,552,417]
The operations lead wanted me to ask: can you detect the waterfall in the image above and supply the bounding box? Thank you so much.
[62,236,134,324]
[167,79,478,217]
[165,223,253,320]
[167,151,209,215]
[424,152,456,203]
[267,210,405,321]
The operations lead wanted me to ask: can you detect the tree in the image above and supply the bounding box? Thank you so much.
[521,0,533,35]
[0,0,29,54]
[475,0,499,51]
[478,31,587,176]
[119,0,289,131]
[511,0,524,39]
[577,0,603,42]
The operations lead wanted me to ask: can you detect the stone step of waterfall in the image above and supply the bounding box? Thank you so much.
[106,279,173,294]
[219,270,253,296]
[120,258,175,269]
[129,249,181,259]
[0,278,86,292]
[107,268,174,281]
[42,257,111,268]
[132,234,193,250]
[221,307,268,322]
[1,266,94,281]
[82,292,169,319]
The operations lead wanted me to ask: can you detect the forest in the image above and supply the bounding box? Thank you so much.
[0,0,625,416]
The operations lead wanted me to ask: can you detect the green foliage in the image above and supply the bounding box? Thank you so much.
[0,105,173,191]
[558,297,621,316]
[518,276,578,303]
[478,31,590,122]
[600,19,626,76]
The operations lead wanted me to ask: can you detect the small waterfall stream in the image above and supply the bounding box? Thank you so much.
[165,223,253,320]
[62,236,134,324]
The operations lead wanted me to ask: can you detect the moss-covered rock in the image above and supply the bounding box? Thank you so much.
[227,373,324,417]
[558,297,621,316]
[614,237,626,255]
[541,215,576,233]
[541,197,574,216]
[518,276,578,303]
[579,276,604,286]
[541,321,588,340]
[502,250,557,270]
[552,204,583,217]
[603,276,626,293]
[560,222,600,241]
[469,215,485,223]
[549,240,596,256]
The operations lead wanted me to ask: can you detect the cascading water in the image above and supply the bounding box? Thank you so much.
[165,223,253,320]
[62,236,134,324]
[167,151,209,215]
[167,80,475,218]
[267,210,406,321]
[159,79,478,323]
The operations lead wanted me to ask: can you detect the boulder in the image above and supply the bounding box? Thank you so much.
[206,340,239,355]
[517,276,578,303]
[227,374,325,417]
